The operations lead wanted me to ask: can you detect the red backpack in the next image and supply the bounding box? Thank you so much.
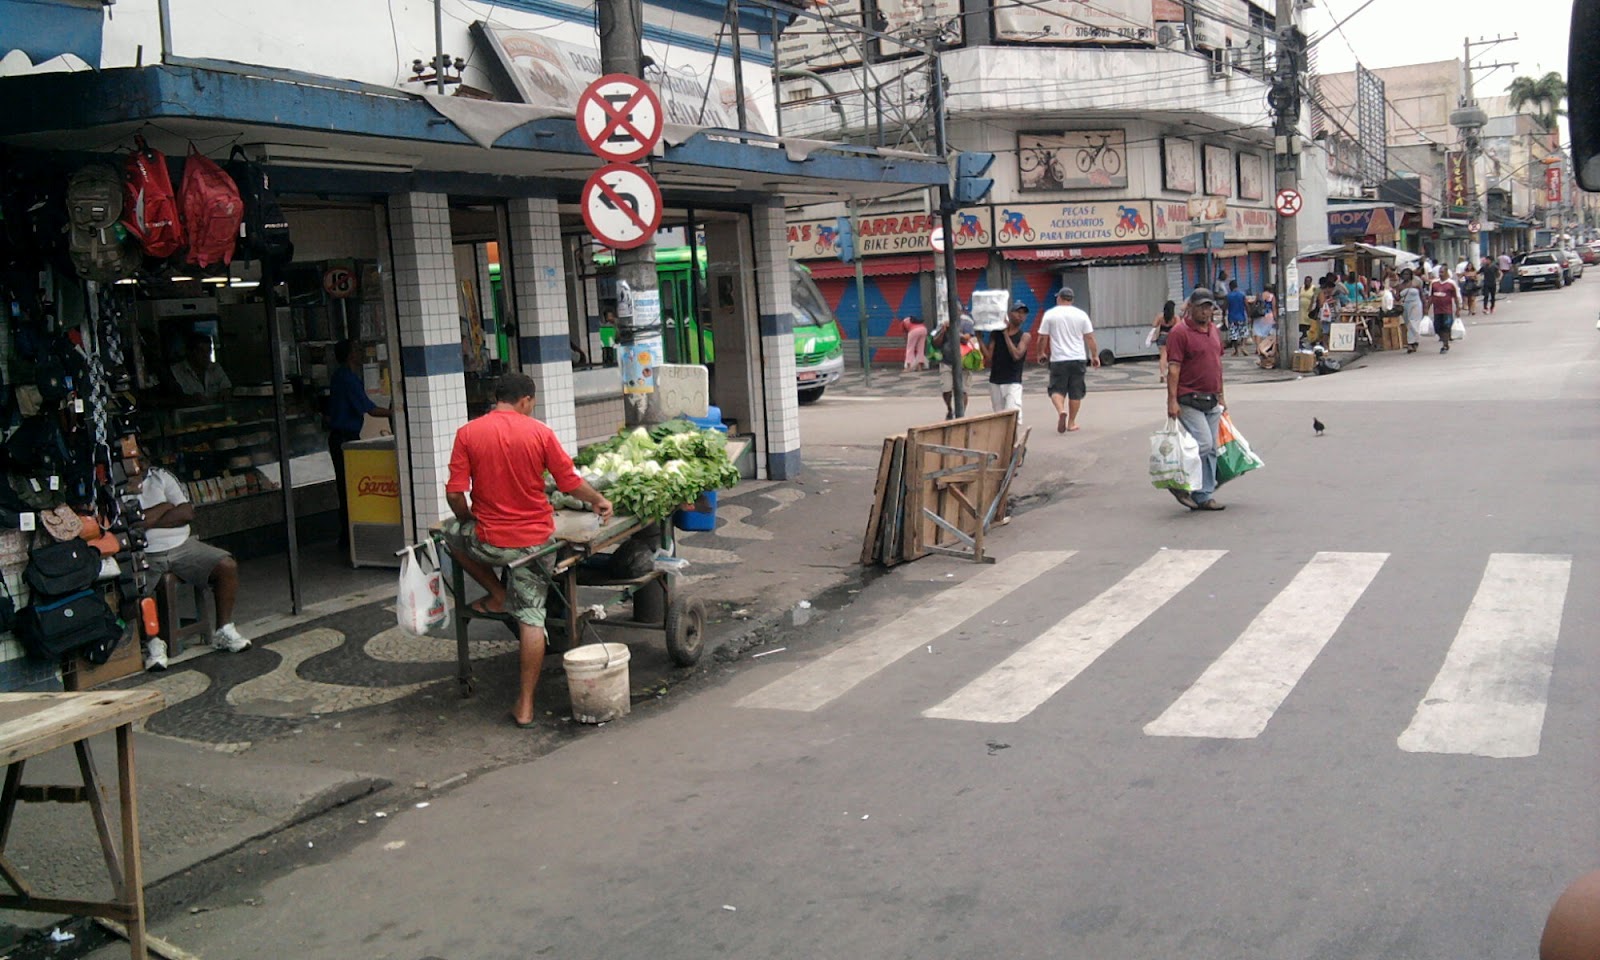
[121,136,184,258]
[179,146,242,268]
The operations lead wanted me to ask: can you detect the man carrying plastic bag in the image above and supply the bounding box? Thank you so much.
[1215,413,1264,485]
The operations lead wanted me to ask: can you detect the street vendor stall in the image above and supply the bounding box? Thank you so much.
[439,511,705,696]
[433,418,737,696]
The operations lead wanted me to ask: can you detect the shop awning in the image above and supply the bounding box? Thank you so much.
[0,63,950,204]
[1297,241,1420,265]
[1001,244,1149,261]
[803,251,987,280]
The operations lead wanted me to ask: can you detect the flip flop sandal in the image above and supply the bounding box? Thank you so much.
[1195,500,1226,511]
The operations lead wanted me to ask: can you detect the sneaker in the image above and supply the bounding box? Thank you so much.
[211,623,251,653]
[144,638,168,672]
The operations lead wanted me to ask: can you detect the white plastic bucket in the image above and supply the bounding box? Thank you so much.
[562,643,631,724]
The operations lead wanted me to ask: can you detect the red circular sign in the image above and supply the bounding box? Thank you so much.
[1274,188,1303,218]
[323,266,357,299]
[929,227,945,253]
[577,74,664,163]
[581,163,664,250]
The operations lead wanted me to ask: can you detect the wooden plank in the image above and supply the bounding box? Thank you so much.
[0,693,164,768]
[860,437,898,566]
[879,437,908,567]
[118,724,148,960]
[96,919,202,960]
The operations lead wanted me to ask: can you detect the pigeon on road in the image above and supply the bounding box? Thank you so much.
[1313,417,1325,436]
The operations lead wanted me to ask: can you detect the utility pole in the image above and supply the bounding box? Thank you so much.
[1270,0,1303,370]
[929,55,968,418]
[1455,36,1517,257]
[599,0,664,426]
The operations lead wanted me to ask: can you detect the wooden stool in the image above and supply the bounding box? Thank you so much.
[153,573,211,654]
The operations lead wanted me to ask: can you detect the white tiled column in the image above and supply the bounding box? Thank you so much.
[507,197,578,452]
[389,192,467,537]
[752,200,801,479]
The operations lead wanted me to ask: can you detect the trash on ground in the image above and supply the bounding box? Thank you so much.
[588,604,608,621]
[384,841,406,851]
[722,905,738,912]
[751,647,786,659]
[48,928,74,943]
[797,600,812,609]
[373,811,388,818]
[861,814,870,820]
[415,802,430,809]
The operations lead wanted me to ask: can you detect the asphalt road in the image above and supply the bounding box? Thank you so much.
[95,282,1599,960]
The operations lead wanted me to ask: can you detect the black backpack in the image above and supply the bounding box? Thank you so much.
[15,588,124,663]
[24,537,101,597]
[227,147,293,266]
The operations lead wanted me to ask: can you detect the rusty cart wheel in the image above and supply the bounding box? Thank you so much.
[664,596,707,666]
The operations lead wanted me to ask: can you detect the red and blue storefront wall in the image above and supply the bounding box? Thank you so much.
[1178,250,1271,297]
[803,252,989,364]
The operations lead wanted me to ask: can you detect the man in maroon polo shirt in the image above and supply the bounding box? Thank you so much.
[445,373,613,727]
[1165,287,1228,512]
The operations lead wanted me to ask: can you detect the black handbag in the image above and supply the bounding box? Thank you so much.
[14,588,122,663]
[24,538,101,597]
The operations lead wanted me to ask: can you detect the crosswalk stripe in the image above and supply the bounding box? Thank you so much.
[1397,553,1571,759]
[737,551,1074,712]
[1144,551,1389,740]
[923,549,1227,724]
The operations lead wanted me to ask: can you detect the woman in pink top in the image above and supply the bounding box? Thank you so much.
[902,316,928,370]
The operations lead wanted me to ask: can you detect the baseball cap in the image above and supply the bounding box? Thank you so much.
[1009,301,1029,312]
[1057,286,1075,301]
[1188,287,1216,306]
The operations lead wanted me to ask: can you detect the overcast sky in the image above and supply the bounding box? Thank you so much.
[1304,0,1572,97]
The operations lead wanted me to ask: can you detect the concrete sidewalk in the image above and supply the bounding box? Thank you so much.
[1,454,903,954]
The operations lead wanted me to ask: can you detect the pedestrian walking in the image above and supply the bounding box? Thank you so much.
[982,302,1032,421]
[1497,251,1514,297]
[902,316,927,371]
[1460,265,1480,315]
[1253,287,1277,368]
[1224,280,1250,356]
[1480,256,1500,314]
[1399,268,1425,353]
[1430,266,1462,354]
[1165,287,1227,512]
[1149,299,1178,383]
[1036,287,1099,434]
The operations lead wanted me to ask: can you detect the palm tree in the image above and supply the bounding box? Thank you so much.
[1506,71,1568,132]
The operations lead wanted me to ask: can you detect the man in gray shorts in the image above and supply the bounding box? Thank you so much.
[137,460,249,670]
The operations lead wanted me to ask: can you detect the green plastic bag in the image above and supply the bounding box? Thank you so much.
[961,343,983,371]
[1215,413,1264,485]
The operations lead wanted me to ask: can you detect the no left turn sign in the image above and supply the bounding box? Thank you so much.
[1274,188,1303,218]
[582,163,663,250]
[577,74,664,163]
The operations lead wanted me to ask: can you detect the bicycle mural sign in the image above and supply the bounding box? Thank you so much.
[991,200,1152,247]
[785,209,991,258]
[1018,130,1129,191]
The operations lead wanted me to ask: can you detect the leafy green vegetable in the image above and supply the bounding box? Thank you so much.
[568,424,738,520]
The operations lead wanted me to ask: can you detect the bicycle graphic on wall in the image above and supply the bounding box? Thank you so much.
[1018,130,1129,191]
[998,209,1036,243]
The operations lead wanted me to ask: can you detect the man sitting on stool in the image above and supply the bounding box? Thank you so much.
[444,373,612,728]
[136,459,250,670]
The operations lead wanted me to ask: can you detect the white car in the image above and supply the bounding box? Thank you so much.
[1517,251,1565,291]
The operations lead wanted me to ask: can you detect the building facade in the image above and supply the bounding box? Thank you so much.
[0,0,946,689]
[773,0,1288,363]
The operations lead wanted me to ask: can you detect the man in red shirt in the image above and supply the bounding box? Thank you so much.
[445,373,612,726]
[1165,287,1227,512]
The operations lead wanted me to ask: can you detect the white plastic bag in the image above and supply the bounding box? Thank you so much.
[1144,326,1158,347]
[1452,316,1466,340]
[1149,418,1202,492]
[396,543,450,636]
